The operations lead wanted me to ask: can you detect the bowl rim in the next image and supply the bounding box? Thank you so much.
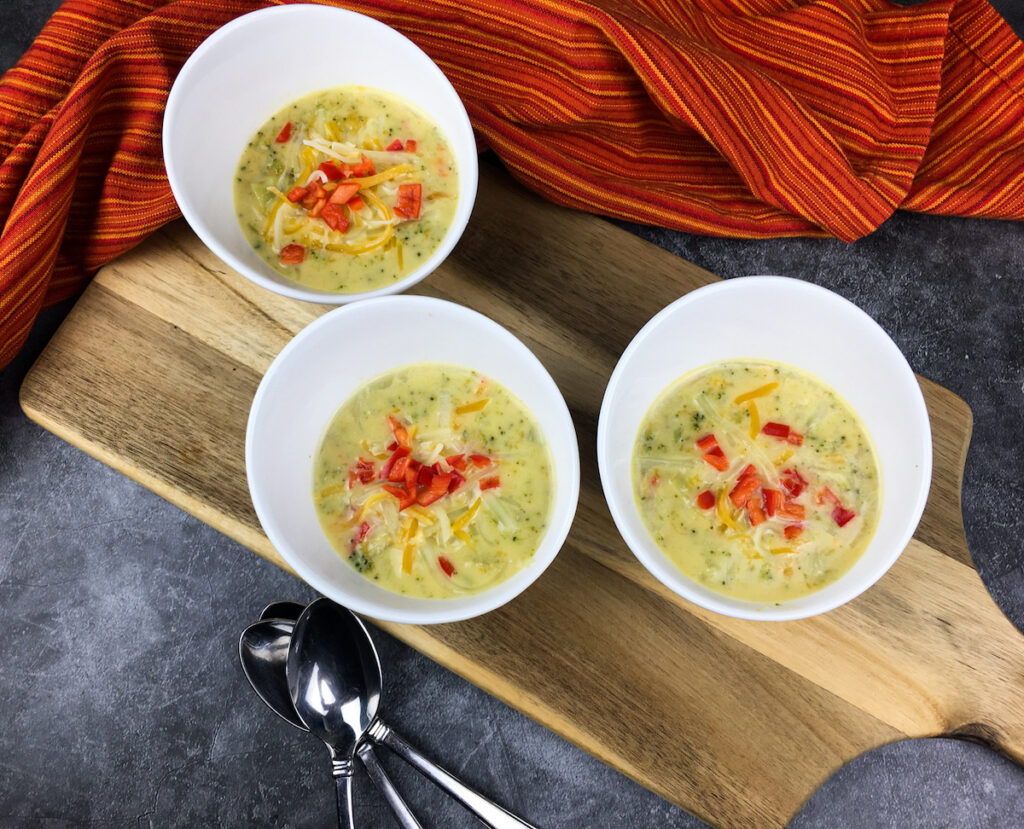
[163,4,479,305]
[246,295,581,624]
[597,274,933,621]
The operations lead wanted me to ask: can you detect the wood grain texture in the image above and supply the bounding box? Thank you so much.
[20,165,1023,828]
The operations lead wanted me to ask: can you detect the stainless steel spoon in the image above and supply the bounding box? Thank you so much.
[286,598,538,829]
[240,613,421,828]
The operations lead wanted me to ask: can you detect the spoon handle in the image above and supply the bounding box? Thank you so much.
[331,760,356,829]
[357,741,424,829]
[368,720,538,829]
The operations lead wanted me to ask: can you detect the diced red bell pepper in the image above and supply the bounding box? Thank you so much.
[388,415,410,447]
[355,521,371,543]
[438,555,456,577]
[780,468,807,498]
[479,476,501,490]
[747,499,766,526]
[737,464,756,480]
[382,484,415,510]
[318,161,345,181]
[817,487,841,506]
[448,471,465,493]
[777,502,806,520]
[388,455,411,483]
[379,445,410,479]
[320,203,349,232]
[446,454,466,472]
[469,454,491,469]
[350,154,376,177]
[417,465,433,487]
[417,473,452,506]
[404,464,418,492]
[695,434,718,452]
[696,490,715,510]
[279,244,305,265]
[348,195,365,212]
[352,457,375,485]
[274,122,291,143]
[786,431,804,446]
[396,183,422,219]
[404,139,417,152]
[702,448,729,472]
[729,473,760,508]
[761,422,790,439]
[783,524,804,540]
[286,185,308,203]
[304,180,327,202]
[328,182,361,205]
[308,197,327,218]
[762,488,782,517]
[832,506,856,527]
[386,139,404,151]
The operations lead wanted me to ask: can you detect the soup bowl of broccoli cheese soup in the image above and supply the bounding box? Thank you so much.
[597,276,932,621]
[164,5,477,304]
[246,296,579,624]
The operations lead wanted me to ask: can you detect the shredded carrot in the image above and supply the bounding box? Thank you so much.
[455,399,489,415]
[734,382,779,405]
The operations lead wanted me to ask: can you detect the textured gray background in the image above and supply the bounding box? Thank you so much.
[2,2,1024,827]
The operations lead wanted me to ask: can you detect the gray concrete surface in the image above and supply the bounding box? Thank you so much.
[3,2,1024,827]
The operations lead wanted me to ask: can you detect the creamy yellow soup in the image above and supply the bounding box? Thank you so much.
[314,363,554,598]
[633,360,881,603]
[234,86,458,293]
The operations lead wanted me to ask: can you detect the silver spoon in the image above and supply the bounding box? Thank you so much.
[286,598,538,829]
[239,615,421,828]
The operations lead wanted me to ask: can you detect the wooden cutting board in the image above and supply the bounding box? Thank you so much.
[21,164,1024,828]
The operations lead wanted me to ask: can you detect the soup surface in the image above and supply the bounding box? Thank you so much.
[234,86,458,293]
[314,363,553,598]
[632,360,880,603]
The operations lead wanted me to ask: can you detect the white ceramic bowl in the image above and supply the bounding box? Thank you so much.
[163,5,477,304]
[597,276,932,621]
[247,296,580,624]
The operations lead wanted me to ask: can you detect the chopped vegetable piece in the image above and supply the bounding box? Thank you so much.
[279,244,305,265]
[379,445,411,479]
[777,502,806,520]
[350,154,376,177]
[448,471,465,493]
[388,415,410,447]
[729,473,760,508]
[780,468,807,497]
[396,183,422,219]
[696,490,715,510]
[417,473,452,506]
[469,454,491,469]
[388,455,411,483]
[308,197,326,218]
[446,454,466,472]
[355,521,371,544]
[328,182,361,205]
[348,195,365,212]
[747,499,766,526]
[386,139,404,151]
[832,506,856,527]
[702,449,729,471]
[786,431,804,446]
[763,488,782,517]
[762,422,790,438]
[286,185,308,203]
[405,139,417,152]
[320,203,350,232]
[817,487,841,506]
[274,122,291,143]
[319,161,345,181]
[696,434,718,452]
[479,476,501,490]
[783,524,804,540]
[438,556,456,577]
[417,465,433,487]
[382,484,414,510]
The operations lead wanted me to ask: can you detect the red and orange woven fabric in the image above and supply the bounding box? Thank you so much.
[1,0,1023,369]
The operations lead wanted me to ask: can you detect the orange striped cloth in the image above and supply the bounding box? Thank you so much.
[2,0,1023,369]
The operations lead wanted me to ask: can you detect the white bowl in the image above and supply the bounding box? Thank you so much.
[597,276,932,621]
[163,5,478,304]
[246,296,580,624]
